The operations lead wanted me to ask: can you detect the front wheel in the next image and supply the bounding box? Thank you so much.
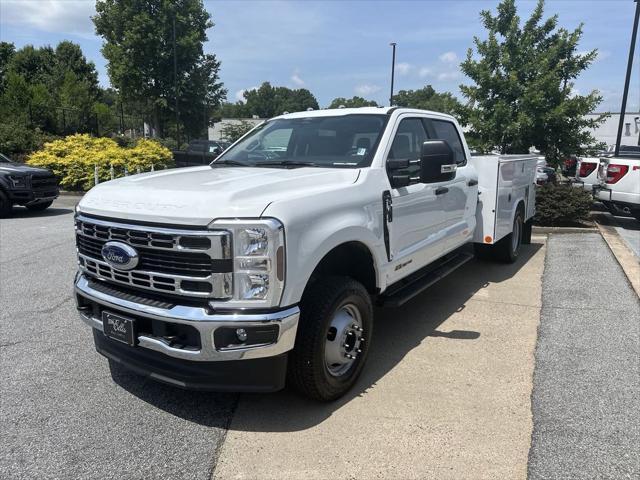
[0,190,12,218]
[288,276,373,401]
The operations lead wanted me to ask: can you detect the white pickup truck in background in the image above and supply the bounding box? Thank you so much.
[74,107,537,400]
[593,146,640,221]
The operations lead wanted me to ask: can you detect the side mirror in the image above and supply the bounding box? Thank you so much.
[420,140,456,183]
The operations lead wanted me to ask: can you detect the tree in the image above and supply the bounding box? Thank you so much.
[0,42,16,95]
[392,85,462,115]
[93,0,226,139]
[242,82,319,118]
[220,120,255,142]
[460,0,605,163]
[328,96,379,109]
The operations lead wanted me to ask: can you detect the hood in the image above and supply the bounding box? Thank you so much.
[0,162,53,176]
[79,166,360,226]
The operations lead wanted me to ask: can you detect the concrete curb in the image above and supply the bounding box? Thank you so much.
[532,226,597,234]
[595,222,640,298]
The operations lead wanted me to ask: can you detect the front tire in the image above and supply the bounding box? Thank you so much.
[0,190,12,218]
[288,276,373,401]
[26,200,53,212]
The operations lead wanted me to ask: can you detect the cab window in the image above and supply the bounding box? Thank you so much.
[427,119,466,165]
[387,118,429,177]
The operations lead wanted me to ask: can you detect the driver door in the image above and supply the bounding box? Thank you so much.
[385,117,446,284]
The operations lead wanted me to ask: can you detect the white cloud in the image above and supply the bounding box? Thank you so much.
[437,71,461,81]
[439,51,459,64]
[354,84,381,96]
[396,62,412,75]
[419,67,434,78]
[0,0,97,38]
[291,69,305,86]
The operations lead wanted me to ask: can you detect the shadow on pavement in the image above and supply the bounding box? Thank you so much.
[109,361,238,427]
[5,206,73,218]
[111,243,542,431]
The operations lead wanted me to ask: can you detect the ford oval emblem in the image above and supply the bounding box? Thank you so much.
[101,241,139,271]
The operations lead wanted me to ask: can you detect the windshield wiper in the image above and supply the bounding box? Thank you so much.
[255,160,318,168]
[210,159,249,167]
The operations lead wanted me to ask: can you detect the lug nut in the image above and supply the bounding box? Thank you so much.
[356,349,362,353]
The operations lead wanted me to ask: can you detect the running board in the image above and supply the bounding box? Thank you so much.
[378,248,474,307]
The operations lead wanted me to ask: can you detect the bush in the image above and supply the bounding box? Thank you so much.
[534,183,593,226]
[0,122,59,159]
[26,134,173,191]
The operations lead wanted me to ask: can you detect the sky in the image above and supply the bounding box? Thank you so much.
[0,0,638,112]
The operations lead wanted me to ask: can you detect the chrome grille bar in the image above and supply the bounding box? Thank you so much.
[75,215,233,299]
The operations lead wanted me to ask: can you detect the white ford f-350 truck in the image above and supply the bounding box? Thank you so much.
[74,107,537,400]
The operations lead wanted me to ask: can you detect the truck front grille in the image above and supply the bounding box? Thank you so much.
[31,174,59,197]
[75,215,232,299]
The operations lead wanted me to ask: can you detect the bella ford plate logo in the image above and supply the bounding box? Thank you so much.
[101,241,139,271]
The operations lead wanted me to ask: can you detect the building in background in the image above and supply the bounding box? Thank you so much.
[208,118,264,141]
[586,112,640,148]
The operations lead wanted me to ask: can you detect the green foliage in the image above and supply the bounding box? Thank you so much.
[534,183,592,226]
[392,85,462,115]
[220,120,256,143]
[93,0,226,139]
[27,134,173,191]
[328,96,379,109]
[217,82,319,119]
[460,0,605,165]
[0,40,112,148]
[0,123,58,160]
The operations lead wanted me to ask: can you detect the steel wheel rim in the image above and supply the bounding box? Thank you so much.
[324,303,364,377]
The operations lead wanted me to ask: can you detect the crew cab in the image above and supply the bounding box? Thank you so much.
[0,152,59,217]
[594,146,640,220]
[74,107,537,400]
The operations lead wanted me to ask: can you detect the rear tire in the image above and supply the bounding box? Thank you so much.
[288,276,373,401]
[0,190,12,218]
[484,208,524,263]
[26,200,53,211]
[522,219,533,245]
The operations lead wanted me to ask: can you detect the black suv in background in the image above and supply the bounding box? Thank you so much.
[0,153,59,217]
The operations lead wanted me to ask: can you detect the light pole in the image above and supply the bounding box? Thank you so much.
[389,42,396,106]
[615,0,639,156]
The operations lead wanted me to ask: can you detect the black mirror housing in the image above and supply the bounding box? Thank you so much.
[420,140,456,183]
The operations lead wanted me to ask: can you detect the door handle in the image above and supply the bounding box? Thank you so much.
[468,179,478,186]
[435,186,449,196]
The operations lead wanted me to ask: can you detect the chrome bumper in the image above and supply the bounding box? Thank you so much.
[75,274,299,362]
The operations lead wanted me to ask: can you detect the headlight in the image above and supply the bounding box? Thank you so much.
[8,175,28,188]
[209,218,285,308]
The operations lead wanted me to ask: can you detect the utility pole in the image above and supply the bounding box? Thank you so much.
[389,42,397,106]
[173,13,180,145]
[614,0,639,156]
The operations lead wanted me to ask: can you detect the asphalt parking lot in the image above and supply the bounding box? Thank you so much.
[1,197,638,480]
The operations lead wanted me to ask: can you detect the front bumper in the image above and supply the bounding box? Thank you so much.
[8,187,59,205]
[74,273,300,362]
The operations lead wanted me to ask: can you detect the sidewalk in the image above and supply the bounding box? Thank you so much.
[528,233,640,479]
[214,238,546,480]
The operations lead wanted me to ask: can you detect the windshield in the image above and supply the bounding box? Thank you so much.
[213,114,388,168]
[0,153,12,163]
